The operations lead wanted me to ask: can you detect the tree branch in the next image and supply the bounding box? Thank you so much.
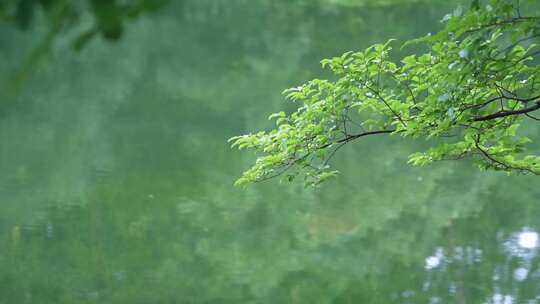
[464,16,540,34]
[472,101,540,121]
[335,129,396,144]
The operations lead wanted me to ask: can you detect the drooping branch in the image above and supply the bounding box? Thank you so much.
[525,113,540,121]
[474,134,538,175]
[231,1,540,186]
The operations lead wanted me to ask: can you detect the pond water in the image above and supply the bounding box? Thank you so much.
[1,1,540,303]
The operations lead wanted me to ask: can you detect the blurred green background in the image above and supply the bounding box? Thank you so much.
[1,0,540,303]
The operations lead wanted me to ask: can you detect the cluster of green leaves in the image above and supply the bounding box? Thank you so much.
[230,0,540,186]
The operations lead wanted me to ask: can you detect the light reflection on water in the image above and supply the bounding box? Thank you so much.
[517,230,539,250]
[419,227,540,304]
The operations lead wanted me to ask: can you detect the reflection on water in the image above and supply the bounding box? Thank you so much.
[417,227,540,304]
[517,230,539,250]
[425,247,446,270]
[1,0,540,303]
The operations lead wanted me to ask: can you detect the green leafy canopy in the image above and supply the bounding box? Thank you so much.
[230,0,540,186]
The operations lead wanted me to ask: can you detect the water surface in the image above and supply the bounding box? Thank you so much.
[1,1,540,303]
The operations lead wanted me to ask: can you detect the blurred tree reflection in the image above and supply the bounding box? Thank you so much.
[1,0,169,48]
[1,0,169,94]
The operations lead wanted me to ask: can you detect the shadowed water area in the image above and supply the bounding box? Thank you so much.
[1,1,540,303]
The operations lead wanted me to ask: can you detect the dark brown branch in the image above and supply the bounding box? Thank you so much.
[464,16,540,34]
[316,129,396,150]
[255,129,395,183]
[460,95,505,111]
[474,136,510,169]
[474,134,538,174]
[496,33,540,56]
[517,49,540,63]
[365,85,408,127]
[472,101,540,121]
[335,129,396,144]
[505,95,540,103]
[525,113,540,121]
[390,73,417,104]
[323,142,347,166]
